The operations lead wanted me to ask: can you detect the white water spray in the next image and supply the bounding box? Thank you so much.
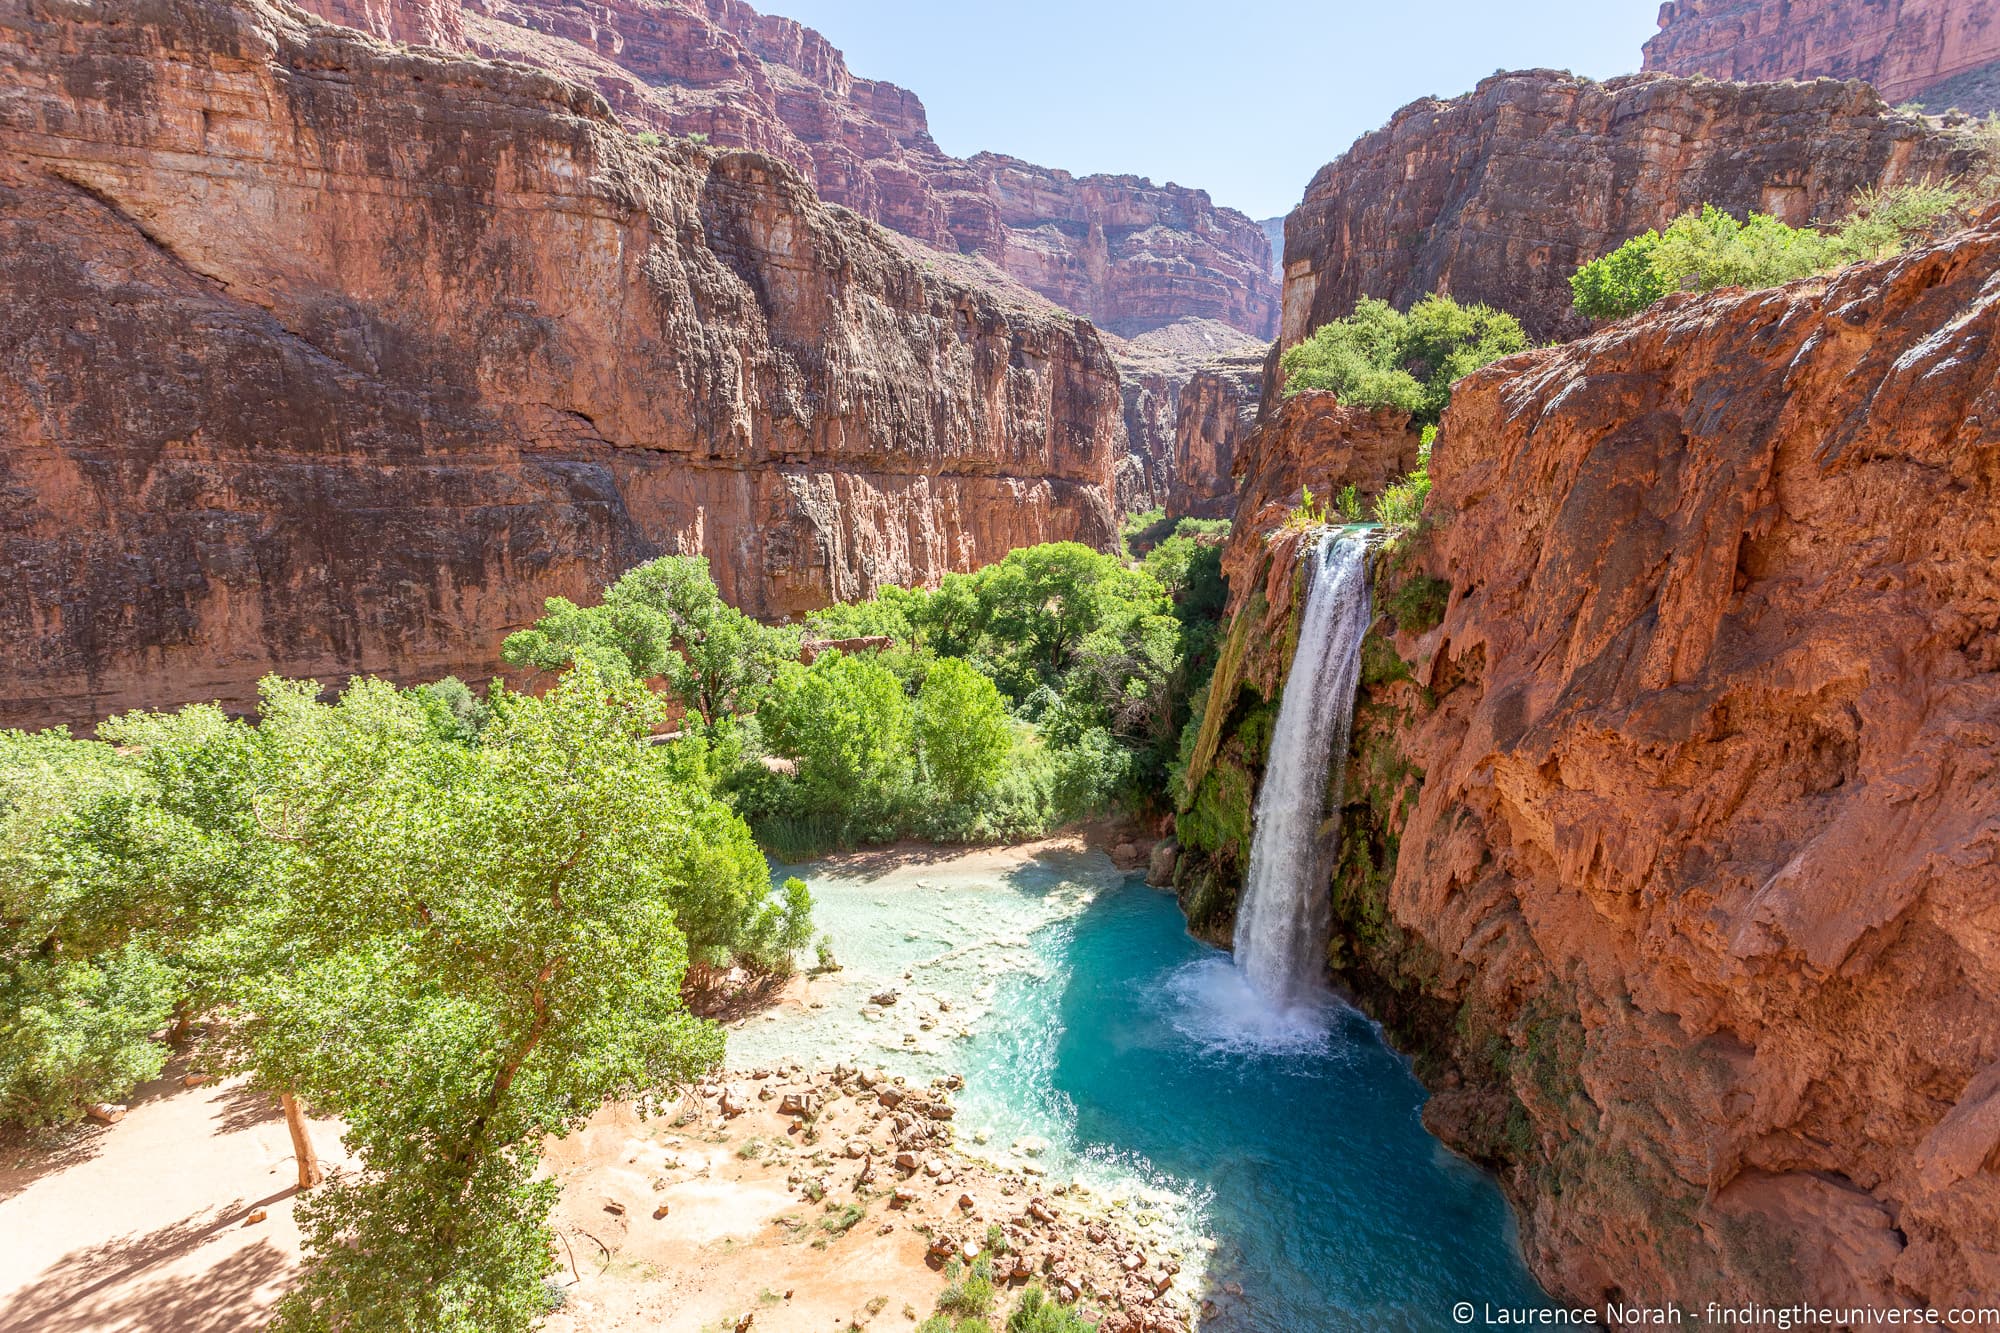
[1233,530,1373,1009]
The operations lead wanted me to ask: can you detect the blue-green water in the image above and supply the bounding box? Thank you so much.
[733,849,1554,1331]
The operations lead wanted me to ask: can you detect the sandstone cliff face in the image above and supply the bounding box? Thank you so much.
[1168,352,1264,520]
[1281,70,1983,344]
[0,0,1121,730]
[298,0,1278,338]
[1105,318,1267,515]
[1185,225,2000,1312]
[1644,0,2000,114]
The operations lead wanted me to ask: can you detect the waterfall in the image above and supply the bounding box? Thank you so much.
[1233,530,1373,1009]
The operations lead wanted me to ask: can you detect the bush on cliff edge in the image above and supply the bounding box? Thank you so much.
[1278,294,1528,425]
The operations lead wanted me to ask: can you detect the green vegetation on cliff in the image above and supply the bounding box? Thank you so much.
[1570,182,1968,320]
[1278,295,1528,425]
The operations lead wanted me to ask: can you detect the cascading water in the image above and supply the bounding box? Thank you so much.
[1233,529,1373,1009]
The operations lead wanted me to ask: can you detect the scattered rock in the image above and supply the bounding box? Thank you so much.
[85,1103,127,1125]
[869,990,899,1007]
[243,1209,267,1226]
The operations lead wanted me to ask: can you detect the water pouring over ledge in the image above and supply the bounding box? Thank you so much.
[1232,528,1375,1011]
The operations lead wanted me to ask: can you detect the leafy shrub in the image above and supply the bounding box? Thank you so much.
[935,1256,998,1319]
[1008,1286,1098,1332]
[1572,183,1969,320]
[1279,295,1528,425]
[1285,487,1332,532]
[1372,470,1431,528]
[1568,231,1670,321]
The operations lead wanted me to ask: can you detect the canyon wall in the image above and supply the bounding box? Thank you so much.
[1181,224,2000,1313]
[1644,0,2000,114]
[1106,318,1267,515]
[1280,71,1983,344]
[296,0,1278,338]
[1167,350,1265,519]
[0,0,1121,730]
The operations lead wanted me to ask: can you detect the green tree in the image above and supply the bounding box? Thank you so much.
[1569,229,1670,319]
[216,667,766,1330]
[760,652,916,822]
[0,710,262,1130]
[501,556,800,727]
[1278,295,1527,424]
[915,659,1013,804]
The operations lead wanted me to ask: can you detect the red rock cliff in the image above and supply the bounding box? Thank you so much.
[1189,222,2000,1312]
[1644,0,2000,114]
[1105,318,1267,516]
[305,0,1279,338]
[0,0,1121,730]
[1168,350,1265,520]
[1279,70,1983,344]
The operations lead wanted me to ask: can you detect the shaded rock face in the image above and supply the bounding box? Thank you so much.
[1168,352,1264,519]
[0,0,1120,730]
[1644,0,2000,114]
[1281,70,1983,344]
[1188,225,2000,1310]
[1105,319,1267,516]
[312,0,1278,338]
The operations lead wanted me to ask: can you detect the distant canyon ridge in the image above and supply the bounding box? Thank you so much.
[308,0,1279,341]
[1644,0,2000,115]
[5,0,1995,732]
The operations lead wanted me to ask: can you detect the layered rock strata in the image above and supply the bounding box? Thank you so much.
[1280,70,1985,343]
[1182,223,2000,1312]
[1643,0,2000,114]
[0,0,1120,729]
[293,0,1278,338]
[1167,351,1265,519]
[1105,318,1267,515]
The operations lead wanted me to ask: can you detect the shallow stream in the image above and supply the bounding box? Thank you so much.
[729,845,1554,1331]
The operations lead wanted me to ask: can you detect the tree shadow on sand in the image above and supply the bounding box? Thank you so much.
[0,1126,108,1206]
[0,1194,296,1333]
[210,1082,282,1137]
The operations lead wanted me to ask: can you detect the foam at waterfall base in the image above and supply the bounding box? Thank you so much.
[1159,955,1344,1057]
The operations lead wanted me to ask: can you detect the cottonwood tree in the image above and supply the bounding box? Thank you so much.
[206,668,800,1330]
[501,556,801,728]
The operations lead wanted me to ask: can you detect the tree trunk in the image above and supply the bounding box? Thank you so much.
[282,1092,324,1190]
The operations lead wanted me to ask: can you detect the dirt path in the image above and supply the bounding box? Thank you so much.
[0,1057,350,1333]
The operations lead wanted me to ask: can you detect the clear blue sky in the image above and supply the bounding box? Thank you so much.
[767,1,1664,221]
